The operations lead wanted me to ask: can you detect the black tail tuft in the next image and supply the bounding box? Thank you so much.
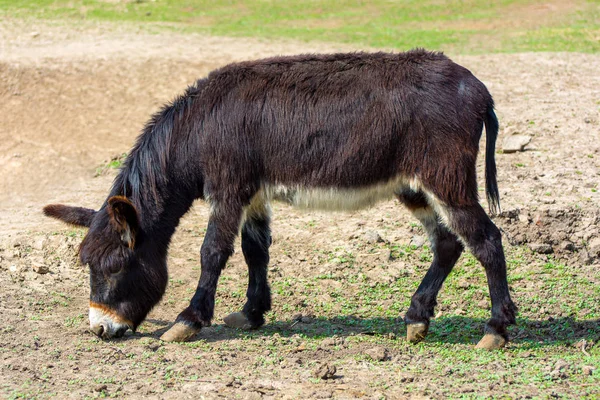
[484,105,501,215]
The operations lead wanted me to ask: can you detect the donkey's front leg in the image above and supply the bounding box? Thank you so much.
[161,208,241,342]
[224,205,272,330]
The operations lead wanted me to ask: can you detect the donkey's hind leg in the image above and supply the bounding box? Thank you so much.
[224,199,272,330]
[397,189,464,343]
[443,203,517,350]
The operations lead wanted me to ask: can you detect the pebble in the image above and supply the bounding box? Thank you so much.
[364,347,388,361]
[502,134,532,153]
[588,237,600,257]
[32,262,50,274]
[554,359,569,371]
[560,241,575,252]
[529,243,553,254]
[94,384,107,392]
[146,341,161,352]
[457,280,470,289]
[33,237,47,251]
[291,313,303,322]
[364,230,384,244]
[313,363,336,380]
[582,365,595,376]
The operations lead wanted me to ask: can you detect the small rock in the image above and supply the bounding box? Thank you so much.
[588,237,600,257]
[147,341,161,352]
[529,243,553,254]
[582,365,595,376]
[9,265,18,273]
[33,237,47,251]
[313,363,336,380]
[32,264,50,275]
[364,347,388,361]
[502,134,531,153]
[224,377,235,387]
[560,241,576,252]
[457,280,470,289]
[554,359,569,371]
[410,235,427,248]
[499,208,520,219]
[477,300,489,309]
[293,343,306,352]
[94,384,107,392]
[550,370,568,380]
[31,32,40,38]
[31,259,50,275]
[291,313,303,322]
[321,337,337,347]
[398,372,414,383]
[518,212,530,224]
[364,230,384,244]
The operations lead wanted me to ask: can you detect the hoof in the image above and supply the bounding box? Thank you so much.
[475,333,506,350]
[406,323,428,343]
[160,322,200,342]
[223,312,254,330]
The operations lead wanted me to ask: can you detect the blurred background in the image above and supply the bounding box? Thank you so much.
[2,0,599,53]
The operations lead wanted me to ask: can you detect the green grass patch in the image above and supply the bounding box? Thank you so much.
[1,0,599,53]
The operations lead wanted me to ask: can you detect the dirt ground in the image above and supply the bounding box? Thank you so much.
[1,18,599,399]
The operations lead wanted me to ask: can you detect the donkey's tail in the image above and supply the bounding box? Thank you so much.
[484,104,501,215]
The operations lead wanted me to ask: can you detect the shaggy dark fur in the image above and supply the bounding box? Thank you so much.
[44,49,516,343]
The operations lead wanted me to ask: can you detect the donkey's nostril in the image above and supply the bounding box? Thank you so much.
[91,324,105,337]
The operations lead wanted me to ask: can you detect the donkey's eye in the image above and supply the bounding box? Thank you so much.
[107,263,123,275]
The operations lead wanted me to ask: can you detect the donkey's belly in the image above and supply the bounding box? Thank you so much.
[264,176,416,211]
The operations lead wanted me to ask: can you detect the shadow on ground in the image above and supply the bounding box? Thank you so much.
[135,315,599,348]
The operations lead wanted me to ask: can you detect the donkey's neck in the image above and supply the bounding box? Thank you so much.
[110,167,198,253]
[110,80,206,250]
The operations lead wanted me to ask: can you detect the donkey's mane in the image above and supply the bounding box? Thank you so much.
[111,79,206,216]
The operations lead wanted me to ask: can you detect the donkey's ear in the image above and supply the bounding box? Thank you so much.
[107,196,139,249]
[43,204,97,228]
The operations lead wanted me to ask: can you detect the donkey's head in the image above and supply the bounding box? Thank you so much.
[44,196,168,339]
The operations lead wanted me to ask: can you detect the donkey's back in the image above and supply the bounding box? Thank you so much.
[197,50,495,212]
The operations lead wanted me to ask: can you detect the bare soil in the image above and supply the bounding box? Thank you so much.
[1,18,599,399]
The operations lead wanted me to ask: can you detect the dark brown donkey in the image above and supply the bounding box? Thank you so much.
[44,50,517,349]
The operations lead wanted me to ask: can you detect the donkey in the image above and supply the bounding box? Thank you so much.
[44,50,517,349]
